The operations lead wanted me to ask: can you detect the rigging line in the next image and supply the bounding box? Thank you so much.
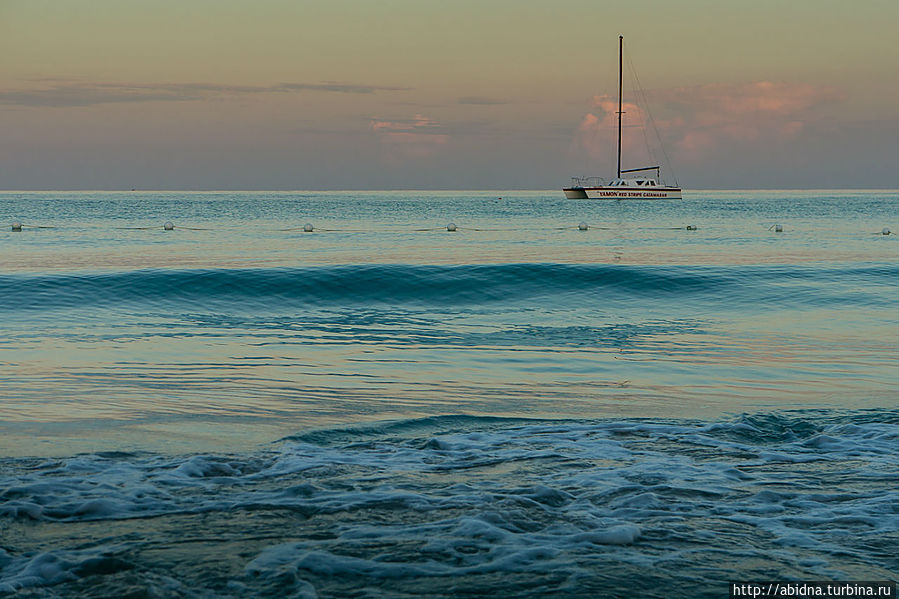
[635,69,677,185]
[624,50,654,152]
[623,47,660,171]
[624,45,679,186]
[623,45,659,170]
[610,109,617,180]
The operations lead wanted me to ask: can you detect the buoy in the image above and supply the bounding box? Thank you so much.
[774,224,783,233]
[11,221,22,231]
[446,223,457,232]
[578,222,589,231]
[163,221,174,231]
[303,223,314,232]
[686,225,697,230]
[882,227,891,236]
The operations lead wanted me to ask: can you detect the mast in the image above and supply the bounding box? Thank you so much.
[617,35,623,179]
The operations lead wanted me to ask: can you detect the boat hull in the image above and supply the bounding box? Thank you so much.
[563,187,589,199]
[563,187,681,200]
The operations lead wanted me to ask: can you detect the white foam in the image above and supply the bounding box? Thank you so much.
[572,524,641,545]
[2,414,897,590]
[0,546,124,593]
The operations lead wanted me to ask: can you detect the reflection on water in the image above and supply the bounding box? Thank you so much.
[2,190,897,271]
[1,191,897,596]
[0,190,896,455]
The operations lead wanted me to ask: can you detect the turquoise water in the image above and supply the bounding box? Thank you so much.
[1,191,897,596]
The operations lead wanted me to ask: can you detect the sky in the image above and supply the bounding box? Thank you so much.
[1,0,898,190]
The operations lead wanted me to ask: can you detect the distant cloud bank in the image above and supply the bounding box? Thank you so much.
[369,114,449,161]
[574,80,843,164]
[456,96,507,105]
[0,80,411,108]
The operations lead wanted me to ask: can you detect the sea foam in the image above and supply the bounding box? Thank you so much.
[2,412,897,597]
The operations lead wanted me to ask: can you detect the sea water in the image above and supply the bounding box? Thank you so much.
[0,191,896,597]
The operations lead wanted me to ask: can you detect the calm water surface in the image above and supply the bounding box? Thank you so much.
[0,191,896,597]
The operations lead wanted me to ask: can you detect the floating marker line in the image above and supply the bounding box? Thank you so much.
[9,223,56,230]
[277,226,366,232]
[638,226,699,230]
[114,225,212,230]
[556,226,612,231]
[20,222,899,238]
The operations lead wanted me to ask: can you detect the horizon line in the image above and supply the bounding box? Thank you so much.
[2,188,899,193]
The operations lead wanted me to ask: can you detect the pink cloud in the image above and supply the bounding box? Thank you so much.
[369,114,449,162]
[574,96,647,162]
[574,81,843,165]
[661,81,842,159]
[688,81,827,116]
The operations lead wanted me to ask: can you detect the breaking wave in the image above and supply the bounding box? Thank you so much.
[2,410,897,597]
[1,262,896,313]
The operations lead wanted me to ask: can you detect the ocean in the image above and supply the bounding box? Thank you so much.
[1,190,897,597]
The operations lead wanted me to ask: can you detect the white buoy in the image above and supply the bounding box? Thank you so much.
[774,224,783,232]
[686,225,697,230]
[882,227,891,236]
[163,221,174,231]
[446,223,457,232]
[303,223,314,232]
[578,222,589,231]
[11,221,22,231]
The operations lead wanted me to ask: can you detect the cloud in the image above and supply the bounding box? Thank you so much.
[369,114,449,161]
[457,96,508,105]
[278,82,410,94]
[658,81,841,158]
[0,80,411,108]
[573,96,650,166]
[574,81,843,165]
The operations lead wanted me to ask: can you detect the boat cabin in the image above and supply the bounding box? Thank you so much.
[608,178,658,187]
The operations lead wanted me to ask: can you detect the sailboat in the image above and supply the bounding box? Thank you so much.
[563,36,681,200]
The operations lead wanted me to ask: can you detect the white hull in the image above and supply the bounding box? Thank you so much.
[564,186,681,200]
